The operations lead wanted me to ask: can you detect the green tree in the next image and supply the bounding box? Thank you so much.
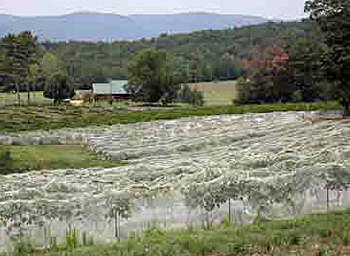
[127,49,177,104]
[40,52,65,77]
[178,84,205,106]
[0,148,13,175]
[285,27,329,101]
[43,73,75,104]
[0,31,38,105]
[305,0,350,116]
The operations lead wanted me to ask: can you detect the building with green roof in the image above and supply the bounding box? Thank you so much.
[92,80,132,101]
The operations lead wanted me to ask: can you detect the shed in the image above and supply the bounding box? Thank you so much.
[92,80,132,101]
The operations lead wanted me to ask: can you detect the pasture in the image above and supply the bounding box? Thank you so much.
[0,91,53,106]
[187,80,236,106]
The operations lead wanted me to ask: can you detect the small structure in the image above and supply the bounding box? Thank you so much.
[73,90,94,102]
[92,80,132,102]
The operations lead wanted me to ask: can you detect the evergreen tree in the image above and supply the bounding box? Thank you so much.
[0,31,38,105]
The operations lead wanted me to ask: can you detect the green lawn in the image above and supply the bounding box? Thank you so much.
[187,80,237,106]
[0,91,53,106]
[0,145,123,174]
[203,90,236,106]
[11,208,350,256]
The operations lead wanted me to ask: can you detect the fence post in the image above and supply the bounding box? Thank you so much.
[326,186,329,212]
[228,199,231,223]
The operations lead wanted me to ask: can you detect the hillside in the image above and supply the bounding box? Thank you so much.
[0,12,268,41]
[0,19,323,93]
[38,20,320,86]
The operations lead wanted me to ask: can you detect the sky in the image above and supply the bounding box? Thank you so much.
[0,0,308,20]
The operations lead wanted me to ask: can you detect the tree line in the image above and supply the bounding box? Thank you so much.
[0,19,318,91]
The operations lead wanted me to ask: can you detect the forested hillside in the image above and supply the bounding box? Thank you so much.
[33,19,321,88]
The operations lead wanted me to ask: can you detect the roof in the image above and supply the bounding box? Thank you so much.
[92,80,129,95]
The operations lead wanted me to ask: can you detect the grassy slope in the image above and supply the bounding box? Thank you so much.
[188,81,237,106]
[1,145,123,174]
[0,101,342,134]
[16,208,350,256]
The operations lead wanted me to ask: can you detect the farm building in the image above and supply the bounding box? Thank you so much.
[92,80,132,102]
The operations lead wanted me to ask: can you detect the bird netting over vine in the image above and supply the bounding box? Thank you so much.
[1,111,350,239]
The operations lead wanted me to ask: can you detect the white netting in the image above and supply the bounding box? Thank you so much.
[1,111,350,250]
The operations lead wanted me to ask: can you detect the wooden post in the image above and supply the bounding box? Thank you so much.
[228,199,231,223]
[326,186,329,212]
[27,81,30,105]
[114,210,121,242]
[15,78,21,106]
[118,212,121,242]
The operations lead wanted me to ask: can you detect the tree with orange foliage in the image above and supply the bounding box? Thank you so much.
[240,45,294,103]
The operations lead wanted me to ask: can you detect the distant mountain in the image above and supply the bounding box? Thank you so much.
[0,12,268,41]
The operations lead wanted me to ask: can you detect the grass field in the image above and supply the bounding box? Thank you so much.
[0,91,53,106]
[0,101,342,134]
[0,145,123,174]
[11,208,350,256]
[188,80,236,106]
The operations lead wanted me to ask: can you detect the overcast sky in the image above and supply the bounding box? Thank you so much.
[0,0,307,20]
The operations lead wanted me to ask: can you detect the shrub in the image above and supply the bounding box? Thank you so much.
[0,148,13,174]
[234,77,250,105]
[13,238,36,256]
[292,90,303,102]
[43,74,75,104]
[188,89,204,106]
[178,84,205,106]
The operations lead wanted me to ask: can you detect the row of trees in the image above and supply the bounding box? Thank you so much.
[0,33,203,106]
[0,32,75,104]
[235,41,327,104]
[0,19,326,105]
[3,20,314,90]
[0,31,38,104]
[235,0,350,117]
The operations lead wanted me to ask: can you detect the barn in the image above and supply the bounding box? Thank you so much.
[92,80,132,102]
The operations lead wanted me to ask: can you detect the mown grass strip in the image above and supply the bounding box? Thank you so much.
[0,101,342,134]
[0,145,124,174]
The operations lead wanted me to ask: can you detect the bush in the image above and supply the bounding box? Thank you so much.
[43,74,75,104]
[178,84,205,106]
[188,89,204,106]
[13,238,36,256]
[292,90,303,102]
[0,148,13,174]
[234,77,250,105]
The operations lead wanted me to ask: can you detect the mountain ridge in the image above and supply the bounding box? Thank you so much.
[0,12,268,41]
